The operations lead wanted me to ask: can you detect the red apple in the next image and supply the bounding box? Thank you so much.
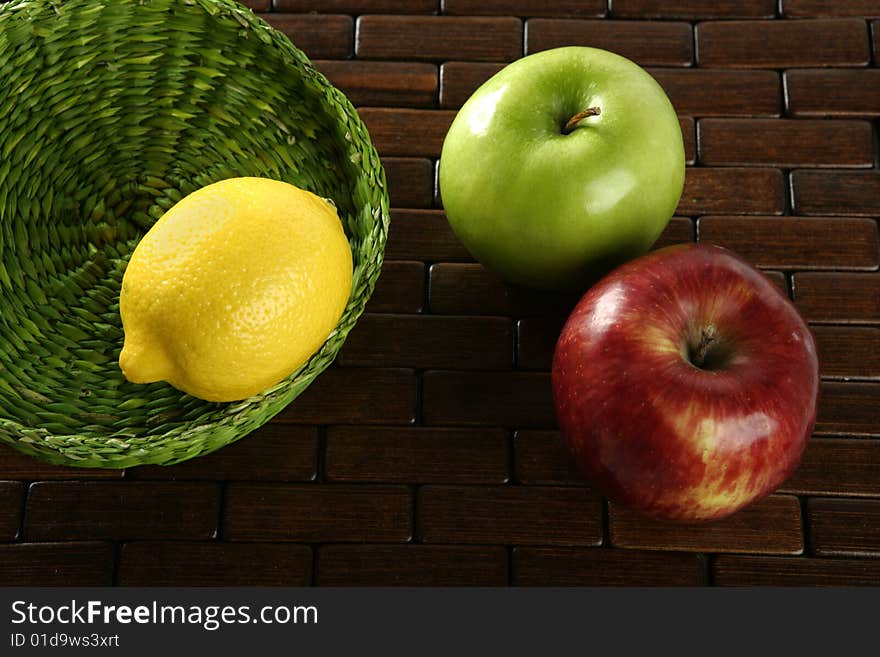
[552,243,819,523]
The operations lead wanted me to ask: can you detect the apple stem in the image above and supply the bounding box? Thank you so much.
[691,326,718,370]
[562,107,601,134]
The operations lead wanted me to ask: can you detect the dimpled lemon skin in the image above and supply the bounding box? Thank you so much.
[119,177,353,402]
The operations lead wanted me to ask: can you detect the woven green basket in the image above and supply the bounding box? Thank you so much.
[0,0,389,468]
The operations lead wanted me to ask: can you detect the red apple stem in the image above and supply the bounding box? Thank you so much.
[563,107,601,134]
[691,326,718,370]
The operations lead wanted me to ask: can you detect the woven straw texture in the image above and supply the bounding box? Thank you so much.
[0,0,389,468]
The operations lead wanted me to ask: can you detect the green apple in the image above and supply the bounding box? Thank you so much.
[439,46,686,290]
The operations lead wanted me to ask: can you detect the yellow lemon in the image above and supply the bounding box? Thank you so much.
[119,177,353,402]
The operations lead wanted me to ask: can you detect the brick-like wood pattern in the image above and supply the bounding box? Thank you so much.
[5,1,880,588]
[807,499,880,556]
[612,1,776,19]
[652,69,782,117]
[325,426,510,484]
[814,382,880,436]
[118,542,313,586]
[418,485,603,546]
[698,119,874,168]
[610,496,805,555]
[224,484,413,542]
[514,547,708,586]
[263,15,354,60]
[444,0,605,18]
[357,16,523,62]
[793,274,880,324]
[779,438,880,497]
[0,482,24,542]
[679,168,785,215]
[791,171,880,217]
[0,543,115,586]
[526,19,693,65]
[785,69,880,117]
[781,0,880,18]
[317,544,509,585]
[25,482,220,541]
[696,19,871,67]
[810,327,880,380]
[696,216,879,270]
[713,555,880,586]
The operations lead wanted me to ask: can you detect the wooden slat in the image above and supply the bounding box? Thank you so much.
[127,424,318,482]
[313,61,437,109]
[610,495,804,555]
[696,216,879,270]
[0,543,114,586]
[275,0,438,12]
[786,69,880,117]
[781,0,880,18]
[793,273,880,324]
[514,430,589,485]
[612,0,776,18]
[696,19,870,67]
[118,542,312,586]
[443,0,605,18]
[382,158,435,208]
[514,547,707,586]
[385,209,472,261]
[713,555,880,586]
[515,318,566,372]
[815,382,880,436]
[680,117,697,164]
[650,69,782,117]
[263,14,354,59]
[428,263,580,317]
[394,212,689,266]
[356,16,523,62]
[224,484,412,542]
[699,118,874,168]
[358,108,456,157]
[811,326,880,380]
[678,168,785,215]
[791,170,880,217]
[338,314,513,370]
[24,482,220,541]
[874,20,880,61]
[325,426,510,483]
[764,270,789,295]
[653,216,696,248]
[0,482,23,541]
[274,368,418,425]
[422,370,556,428]
[439,61,505,108]
[365,261,425,314]
[317,544,509,585]
[808,498,880,557]
[418,485,603,545]
[526,19,693,66]
[0,445,123,480]
[779,438,880,497]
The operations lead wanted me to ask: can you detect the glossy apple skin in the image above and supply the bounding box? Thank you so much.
[552,244,819,523]
[438,46,685,290]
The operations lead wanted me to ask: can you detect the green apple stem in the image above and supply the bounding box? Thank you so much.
[562,107,601,134]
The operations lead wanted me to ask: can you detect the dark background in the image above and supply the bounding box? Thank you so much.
[1,0,879,586]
